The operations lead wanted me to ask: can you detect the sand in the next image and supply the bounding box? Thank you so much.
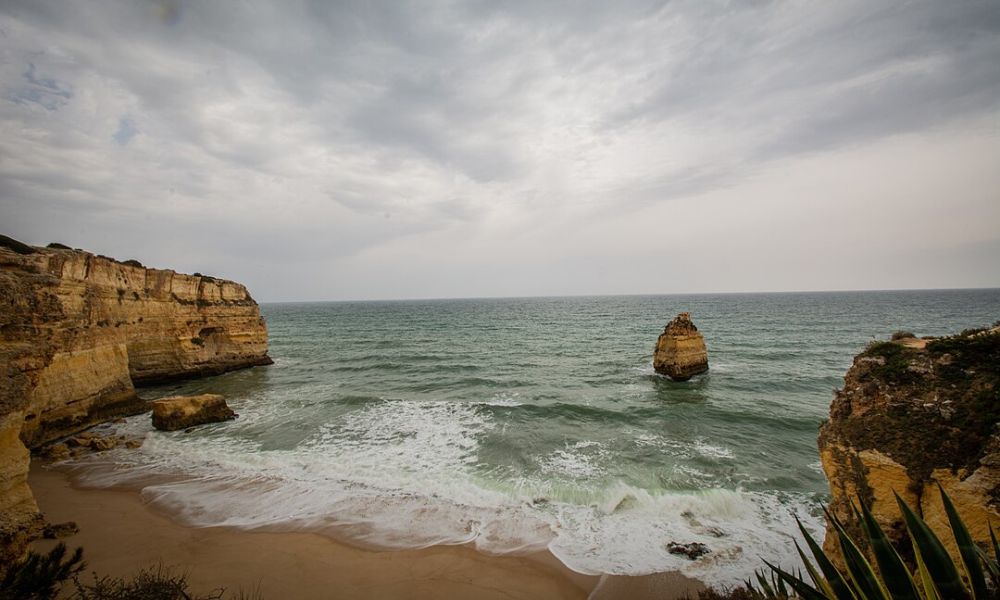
[28,461,705,599]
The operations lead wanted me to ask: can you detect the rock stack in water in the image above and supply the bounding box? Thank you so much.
[653,312,709,381]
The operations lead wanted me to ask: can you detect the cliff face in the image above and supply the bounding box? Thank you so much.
[0,236,272,568]
[818,327,1000,563]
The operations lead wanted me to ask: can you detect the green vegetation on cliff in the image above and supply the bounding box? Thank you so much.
[843,327,1000,482]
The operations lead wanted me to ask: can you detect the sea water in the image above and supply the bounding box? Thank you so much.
[70,290,1000,586]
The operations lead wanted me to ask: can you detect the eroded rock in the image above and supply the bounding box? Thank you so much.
[0,236,270,565]
[818,325,1000,566]
[48,428,142,457]
[152,394,236,431]
[653,313,709,381]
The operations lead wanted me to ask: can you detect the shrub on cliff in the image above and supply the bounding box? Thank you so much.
[860,341,918,385]
[73,565,261,600]
[0,234,36,255]
[0,545,259,600]
[0,543,84,600]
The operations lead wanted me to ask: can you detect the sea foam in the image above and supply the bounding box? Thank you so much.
[65,402,825,589]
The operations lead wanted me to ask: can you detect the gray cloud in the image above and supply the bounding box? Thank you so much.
[0,0,997,301]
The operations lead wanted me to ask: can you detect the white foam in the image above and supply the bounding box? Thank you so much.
[630,432,735,462]
[478,391,524,407]
[539,442,608,480]
[69,408,825,589]
[693,439,735,460]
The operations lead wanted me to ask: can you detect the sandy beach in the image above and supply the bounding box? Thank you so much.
[28,461,705,600]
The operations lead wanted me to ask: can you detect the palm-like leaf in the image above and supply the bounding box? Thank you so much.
[937,484,987,600]
[763,559,829,600]
[855,499,920,600]
[743,489,995,600]
[894,492,968,600]
[797,516,857,600]
[827,508,888,600]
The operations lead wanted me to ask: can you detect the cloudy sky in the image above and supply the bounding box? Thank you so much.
[1,1,998,302]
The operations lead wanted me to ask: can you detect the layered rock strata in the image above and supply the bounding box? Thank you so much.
[0,235,271,570]
[152,394,236,431]
[653,312,709,381]
[818,327,1000,564]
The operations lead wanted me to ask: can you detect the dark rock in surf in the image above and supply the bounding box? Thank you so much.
[667,541,711,560]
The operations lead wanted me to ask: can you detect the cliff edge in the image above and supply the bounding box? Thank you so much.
[818,326,1000,564]
[0,235,271,568]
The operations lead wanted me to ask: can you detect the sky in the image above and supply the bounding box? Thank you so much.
[1,1,998,302]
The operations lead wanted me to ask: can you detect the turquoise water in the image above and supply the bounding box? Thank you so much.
[76,290,1000,585]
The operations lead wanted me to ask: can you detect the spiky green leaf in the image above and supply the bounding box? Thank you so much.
[797,516,857,600]
[756,570,777,597]
[776,569,788,597]
[763,559,829,600]
[856,498,920,600]
[937,484,987,600]
[826,508,888,600]
[894,492,968,600]
[990,524,1000,565]
[975,545,999,587]
[796,541,839,599]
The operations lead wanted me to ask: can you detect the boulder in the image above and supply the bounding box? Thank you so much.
[666,541,711,560]
[151,394,236,431]
[653,313,709,381]
[41,443,71,461]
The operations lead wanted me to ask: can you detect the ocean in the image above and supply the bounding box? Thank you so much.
[70,289,1000,586]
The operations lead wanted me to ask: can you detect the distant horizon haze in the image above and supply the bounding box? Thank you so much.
[1,1,997,302]
[7,225,1000,304]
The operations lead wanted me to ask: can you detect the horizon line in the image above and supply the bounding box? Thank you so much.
[258,285,1000,305]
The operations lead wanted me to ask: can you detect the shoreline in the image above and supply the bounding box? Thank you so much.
[28,461,706,600]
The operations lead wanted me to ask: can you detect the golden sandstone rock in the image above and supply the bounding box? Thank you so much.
[653,312,709,381]
[818,326,1000,567]
[152,394,236,431]
[0,235,271,569]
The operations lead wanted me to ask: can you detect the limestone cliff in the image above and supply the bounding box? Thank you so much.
[653,312,709,381]
[818,327,1000,564]
[0,235,272,569]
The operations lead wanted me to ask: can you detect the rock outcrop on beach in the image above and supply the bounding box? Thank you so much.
[0,235,271,570]
[818,326,1000,565]
[152,394,236,431]
[653,313,709,381]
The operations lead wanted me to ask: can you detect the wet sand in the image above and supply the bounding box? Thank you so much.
[29,461,705,599]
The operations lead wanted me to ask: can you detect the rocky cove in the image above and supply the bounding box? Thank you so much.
[0,242,998,594]
[0,235,271,567]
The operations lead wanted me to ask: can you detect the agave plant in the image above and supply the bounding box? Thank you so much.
[744,486,1000,600]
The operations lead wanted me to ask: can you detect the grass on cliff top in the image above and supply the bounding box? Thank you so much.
[849,329,1000,483]
[927,327,1000,380]
[860,340,918,385]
